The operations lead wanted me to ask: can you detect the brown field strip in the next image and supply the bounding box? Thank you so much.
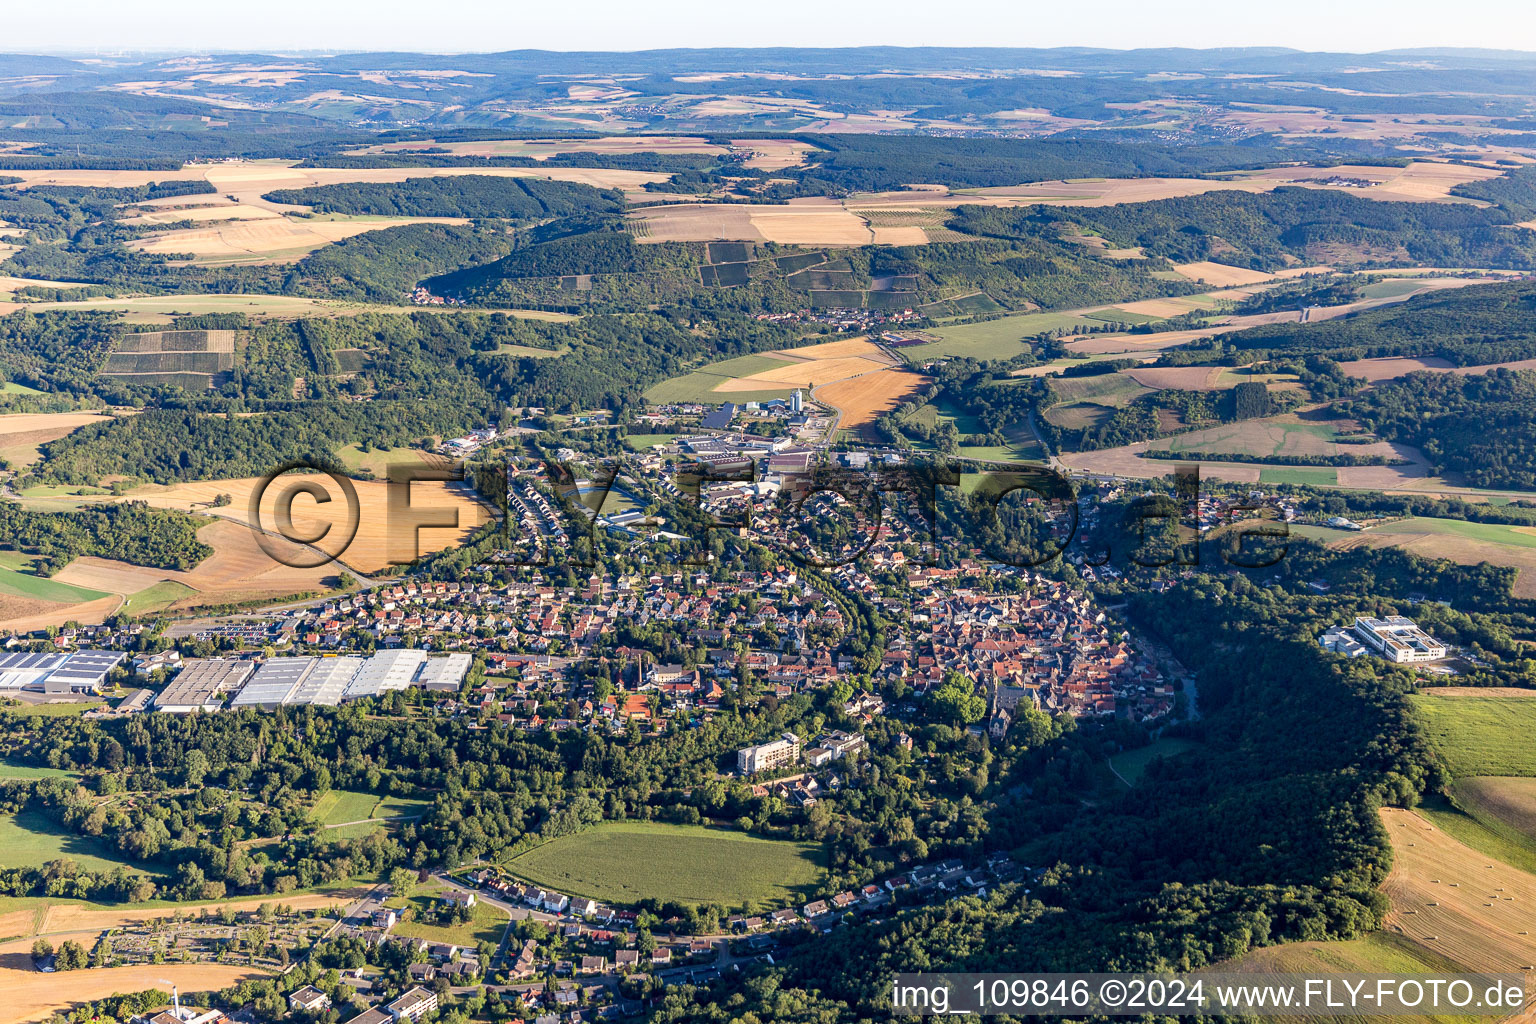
[127,215,468,263]
[35,889,360,937]
[632,202,874,245]
[0,954,268,1024]
[772,337,891,361]
[714,355,887,391]
[1341,356,1536,383]
[1172,262,1277,287]
[2,163,669,205]
[1122,366,1226,390]
[0,412,118,452]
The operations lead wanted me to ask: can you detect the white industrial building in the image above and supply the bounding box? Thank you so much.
[0,652,70,691]
[344,649,429,699]
[289,656,363,705]
[163,649,472,713]
[0,649,123,695]
[229,658,319,710]
[1352,615,1448,663]
[415,652,473,691]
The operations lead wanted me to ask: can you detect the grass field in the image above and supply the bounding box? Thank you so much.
[0,565,108,604]
[0,810,140,873]
[912,312,1094,361]
[1048,373,1152,407]
[1109,738,1196,786]
[1259,467,1340,486]
[120,580,197,615]
[643,354,800,404]
[1416,783,1536,878]
[1155,415,1364,459]
[0,759,77,781]
[1411,688,1536,778]
[389,882,508,948]
[0,700,102,718]
[504,821,825,910]
[311,789,385,825]
[624,433,685,450]
[312,789,428,827]
[1328,518,1536,598]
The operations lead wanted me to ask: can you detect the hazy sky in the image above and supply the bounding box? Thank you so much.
[11,0,1536,55]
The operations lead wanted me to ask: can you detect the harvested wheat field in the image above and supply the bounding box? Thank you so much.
[118,475,495,573]
[715,355,886,391]
[629,204,763,241]
[632,202,873,244]
[1339,356,1460,381]
[714,337,898,395]
[1240,161,1505,202]
[1123,366,1226,390]
[0,956,268,1024]
[51,558,168,595]
[354,135,727,160]
[1322,518,1536,599]
[0,275,90,293]
[127,215,467,264]
[1059,442,1264,483]
[35,889,360,937]
[1341,355,1536,382]
[818,368,932,435]
[119,204,285,227]
[969,175,1274,205]
[775,337,892,361]
[4,162,668,210]
[0,412,117,468]
[1110,296,1211,318]
[1,519,342,628]
[1172,262,1276,287]
[0,595,123,632]
[1379,806,1536,972]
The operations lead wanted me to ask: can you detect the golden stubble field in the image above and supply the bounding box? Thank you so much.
[1379,806,1536,973]
[630,200,874,244]
[0,890,362,1024]
[0,412,119,469]
[818,369,931,435]
[2,163,669,203]
[0,960,268,1024]
[7,162,672,262]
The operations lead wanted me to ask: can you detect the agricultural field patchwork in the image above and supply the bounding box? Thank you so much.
[100,329,237,388]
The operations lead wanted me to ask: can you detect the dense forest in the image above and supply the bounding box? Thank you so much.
[1162,280,1536,366]
[262,175,625,220]
[950,188,1536,271]
[1339,367,1536,490]
[0,501,211,573]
